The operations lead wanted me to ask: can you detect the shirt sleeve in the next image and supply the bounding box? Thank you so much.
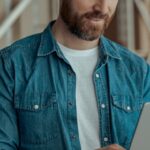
[0,53,19,149]
[143,62,150,103]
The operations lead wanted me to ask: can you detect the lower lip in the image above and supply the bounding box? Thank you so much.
[91,18,103,21]
[86,17,104,22]
[88,18,104,23]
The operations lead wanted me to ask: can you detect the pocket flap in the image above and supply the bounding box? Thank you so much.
[112,95,143,112]
[14,92,57,111]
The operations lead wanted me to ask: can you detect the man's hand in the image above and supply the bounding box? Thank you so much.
[96,144,126,150]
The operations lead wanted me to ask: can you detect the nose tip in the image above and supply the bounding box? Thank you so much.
[93,1,108,14]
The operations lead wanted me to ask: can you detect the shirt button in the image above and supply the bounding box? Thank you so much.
[101,104,106,109]
[104,137,109,142]
[33,104,39,110]
[71,134,76,140]
[96,73,100,78]
[127,106,131,111]
[68,69,73,76]
[68,101,73,107]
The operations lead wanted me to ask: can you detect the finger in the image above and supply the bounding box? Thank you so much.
[95,144,126,150]
[108,144,126,150]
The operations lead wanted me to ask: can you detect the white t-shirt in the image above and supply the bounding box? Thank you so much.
[58,42,101,150]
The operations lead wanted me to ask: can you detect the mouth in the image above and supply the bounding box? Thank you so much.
[89,18,104,21]
[85,17,105,23]
[84,12,108,22]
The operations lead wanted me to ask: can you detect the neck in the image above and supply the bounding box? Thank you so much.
[52,17,99,50]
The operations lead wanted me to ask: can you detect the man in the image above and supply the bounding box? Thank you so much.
[0,0,150,149]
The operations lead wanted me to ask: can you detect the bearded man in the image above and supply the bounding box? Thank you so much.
[0,0,150,150]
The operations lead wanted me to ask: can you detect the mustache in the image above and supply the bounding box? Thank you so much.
[83,11,109,20]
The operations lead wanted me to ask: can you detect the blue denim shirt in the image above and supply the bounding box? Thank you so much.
[0,21,150,150]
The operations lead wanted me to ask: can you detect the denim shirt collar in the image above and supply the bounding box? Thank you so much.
[37,21,121,60]
[37,21,57,57]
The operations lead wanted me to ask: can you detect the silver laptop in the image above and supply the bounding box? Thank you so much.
[130,102,150,150]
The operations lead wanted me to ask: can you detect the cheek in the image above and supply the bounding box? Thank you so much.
[108,1,118,14]
[111,0,118,10]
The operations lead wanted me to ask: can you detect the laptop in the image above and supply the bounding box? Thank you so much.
[130,102,150,150]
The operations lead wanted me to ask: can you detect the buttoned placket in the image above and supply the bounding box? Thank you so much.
[93,59,112,148]
[67,66,81,150]
[55,44,82,149]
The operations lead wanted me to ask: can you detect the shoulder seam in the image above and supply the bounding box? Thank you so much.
[0,33,41,56]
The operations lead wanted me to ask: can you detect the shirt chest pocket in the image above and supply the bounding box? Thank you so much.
[14,92,59,145]
[111,95,143,149]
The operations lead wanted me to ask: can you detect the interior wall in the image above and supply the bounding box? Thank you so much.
[0,0,58,49]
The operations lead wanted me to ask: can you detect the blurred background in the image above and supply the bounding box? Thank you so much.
[0,0,150,61]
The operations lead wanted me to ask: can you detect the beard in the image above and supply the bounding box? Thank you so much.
[60,1,114,41]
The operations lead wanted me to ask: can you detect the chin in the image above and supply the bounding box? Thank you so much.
[78,32,102,41]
